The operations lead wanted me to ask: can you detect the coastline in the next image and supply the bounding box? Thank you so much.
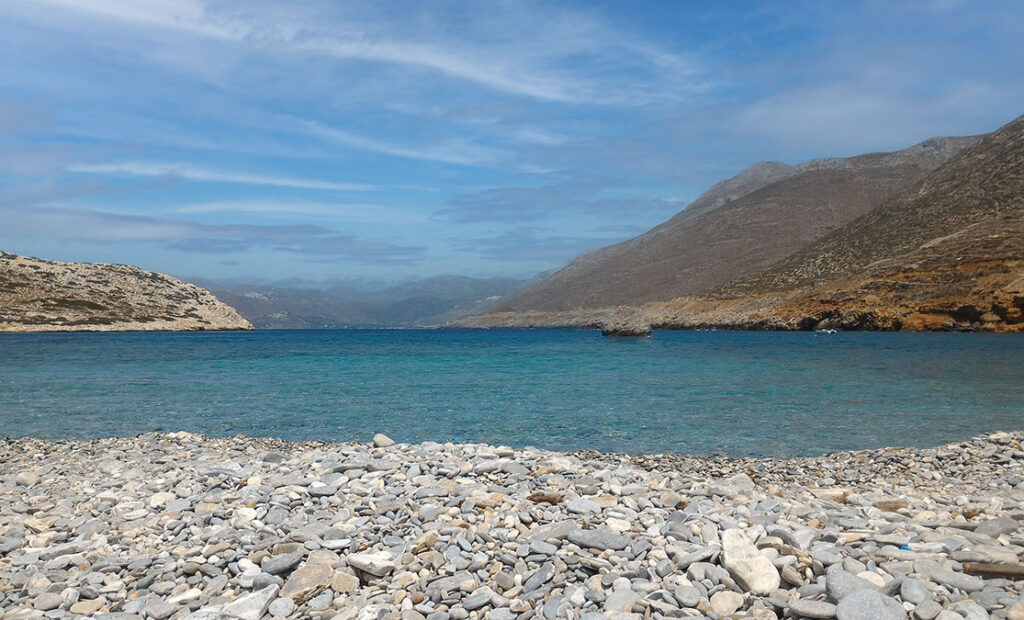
[2,432,1023,619]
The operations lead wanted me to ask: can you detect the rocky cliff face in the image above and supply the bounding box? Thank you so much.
[464,116,1022,332]
[0,252,253,332]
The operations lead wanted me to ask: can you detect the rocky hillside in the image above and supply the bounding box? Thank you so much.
[465,115,1023,332]
[0,252,253,332]
[493,135,980,313]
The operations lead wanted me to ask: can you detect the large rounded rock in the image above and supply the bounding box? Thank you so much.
[721,529,781,595]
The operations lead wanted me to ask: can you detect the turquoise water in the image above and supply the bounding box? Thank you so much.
[0,329,1022,457]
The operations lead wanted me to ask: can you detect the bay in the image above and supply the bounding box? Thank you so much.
[0,329,1021,456]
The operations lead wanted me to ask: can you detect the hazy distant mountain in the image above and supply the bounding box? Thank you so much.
[195,275,526,328]
[465,115,1023,332]
[490,134,981,313]
[0,252,252,332]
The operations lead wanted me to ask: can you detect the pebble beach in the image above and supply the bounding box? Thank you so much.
[3,431,1024,620]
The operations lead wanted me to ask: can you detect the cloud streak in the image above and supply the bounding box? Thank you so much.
[296,119,503,166]
[3,204,424,263]
[26,0,686,104]
[69,161,373,191]
[439,182,685,223]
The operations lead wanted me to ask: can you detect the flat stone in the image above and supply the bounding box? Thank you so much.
[605,588,640,613]
[524,563,555,592]
[222,585,279,619]
[348,550,396,577]
[567,528,630,551]
[901,579,930,605]
[566,498,600,514]
[673,585,701,607]
[34,592,62,611]
[332,571,359,593]
[263,551,304,575]
[721,528,781,595]
[281,550,338,600]
[975,516,1019,538]
[268,597,295,617]
[789,599,838,619]
[931,570,983,593]
[710,591,744,616]
[70,599,106,615]
[914,600,943,620]
[529,520,579,542]
[836,590,906,620]
[827,565,882,603]
[145,600,178,620]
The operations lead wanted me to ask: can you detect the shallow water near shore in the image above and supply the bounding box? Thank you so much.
[1,329,1022,456]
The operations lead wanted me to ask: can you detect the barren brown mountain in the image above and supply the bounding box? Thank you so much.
[0,252,253,332]
[465,115,1023,332]
[493,135,979,313]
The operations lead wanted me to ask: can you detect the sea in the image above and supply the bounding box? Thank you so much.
[1,329,1022,457]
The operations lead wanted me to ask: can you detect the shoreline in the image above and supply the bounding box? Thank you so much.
[2,432,1023,619]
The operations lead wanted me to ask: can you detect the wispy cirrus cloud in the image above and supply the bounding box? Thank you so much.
[23,0,700,105]
[438,181,685,223]
[68,161,373,191]
[171,200,430,224]
[3,203,424,262]
[295,119,503,166]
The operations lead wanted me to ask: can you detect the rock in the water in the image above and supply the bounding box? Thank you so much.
[721,529,781,594]
[836,590,906,620]
[373,433,395,447]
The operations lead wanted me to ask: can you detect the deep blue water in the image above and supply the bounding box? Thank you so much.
[1,329,1022,457]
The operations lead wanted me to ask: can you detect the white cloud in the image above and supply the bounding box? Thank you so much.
[171,200,429,223]
[68,161,373,191]
[20,0,699,105]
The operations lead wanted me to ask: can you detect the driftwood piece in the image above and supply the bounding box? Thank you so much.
[962,563,1024,580]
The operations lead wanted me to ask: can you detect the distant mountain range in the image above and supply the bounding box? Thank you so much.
[0,252,252,332]
[464,115,1023,332]
[194,275,527,328]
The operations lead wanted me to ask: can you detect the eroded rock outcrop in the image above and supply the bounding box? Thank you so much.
[0,251,253,332]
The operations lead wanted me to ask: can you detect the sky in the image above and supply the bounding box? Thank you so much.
[1,0,1022,284]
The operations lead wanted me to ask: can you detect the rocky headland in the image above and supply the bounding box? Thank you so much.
[0,252,252,332]
[3,431,1024,619]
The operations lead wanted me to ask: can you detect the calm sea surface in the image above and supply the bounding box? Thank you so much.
[1,329,1022,457]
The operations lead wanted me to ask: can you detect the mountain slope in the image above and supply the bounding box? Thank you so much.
[200,276,525,328]
[492,135,980,313]
[465,115,1024,332]
[0,252,252,332]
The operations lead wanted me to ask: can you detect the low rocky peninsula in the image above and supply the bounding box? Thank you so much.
[3,432,1024,620]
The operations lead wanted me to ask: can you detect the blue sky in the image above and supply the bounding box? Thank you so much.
[1,0,1021,283]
